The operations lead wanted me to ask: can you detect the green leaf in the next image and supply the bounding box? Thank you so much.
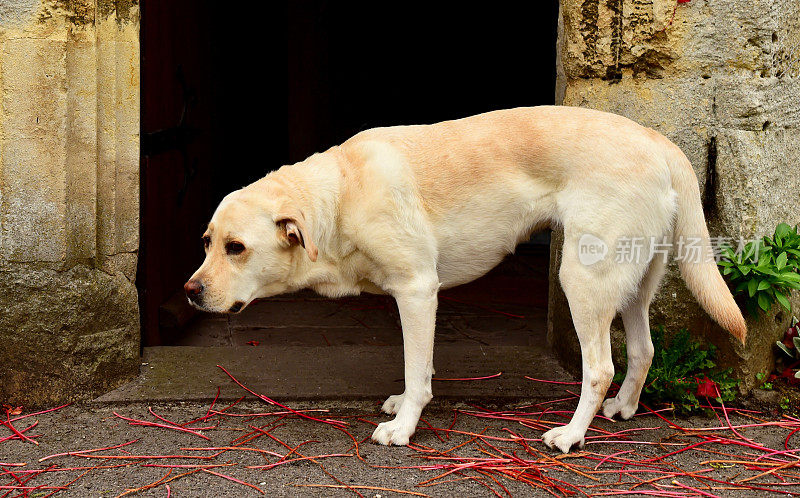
[757,280,771,291]
[775,290,791,311]
[777,341,794,357]
[748,278,758,297]
[776,223,792,240]
[758,267,779,277]
[777,252,788,270]
[794,336,800,351]
[757,291,771,312]
[784,281,800,291]
[780,272,800,282]
[744,243,757,261]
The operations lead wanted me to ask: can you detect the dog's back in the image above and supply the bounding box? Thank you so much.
[340,107,675,289]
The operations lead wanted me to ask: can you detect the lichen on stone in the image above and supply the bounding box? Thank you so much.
[98,0,139,24]
[43,0,94,26]
[36,0,139,26]
[567,0,678,81]
[579,0,601,77]
[605,0,623,81]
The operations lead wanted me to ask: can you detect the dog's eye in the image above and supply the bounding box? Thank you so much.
[202,235,211,248]
[226,241,245,255]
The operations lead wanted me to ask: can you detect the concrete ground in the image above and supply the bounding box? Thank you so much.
[3,396,799,496]
[4,247,799,496]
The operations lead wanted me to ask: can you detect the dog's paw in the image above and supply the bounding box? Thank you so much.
[542,425,585,454]
[381,394,405,415]
[371,419,414,446]
[602,397,638,420]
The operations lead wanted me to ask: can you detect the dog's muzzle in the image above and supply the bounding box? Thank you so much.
[184,279,204,306]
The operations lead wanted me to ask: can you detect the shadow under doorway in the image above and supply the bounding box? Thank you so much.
[138,1,559,348]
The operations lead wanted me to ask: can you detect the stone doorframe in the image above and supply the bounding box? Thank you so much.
[1,0,799,406]
[0,1,140,406]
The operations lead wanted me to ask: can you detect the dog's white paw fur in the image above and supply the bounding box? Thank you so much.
[381,394,405,415]
[602,397,638,420]
[371,419,414,446]
[542,425,585,454]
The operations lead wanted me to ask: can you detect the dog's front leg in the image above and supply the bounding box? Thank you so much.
[372,277,438,446]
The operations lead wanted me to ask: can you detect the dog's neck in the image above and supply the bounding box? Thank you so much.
[276,148,363,296]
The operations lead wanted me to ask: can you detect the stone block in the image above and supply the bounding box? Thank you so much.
[0,0,40,27]
[0,1,141,407]
[0,264,139,407]
[94,18,141,261]
[715,76,800,131]
[714,127,800,239]
[559,0,797,82]
[0,138,67,263]
[65,38,99,263]
[1,38,67,141]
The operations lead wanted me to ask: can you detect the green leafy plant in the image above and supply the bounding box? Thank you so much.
[718,223,800,317]
[614,326,738,415]
[755,372,773,390]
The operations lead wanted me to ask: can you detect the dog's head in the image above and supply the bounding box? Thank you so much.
[184,181,317,313]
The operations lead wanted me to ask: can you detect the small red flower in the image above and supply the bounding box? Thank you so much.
[695,376,719,398]
[678,0,691,3]
[245,340,260,346]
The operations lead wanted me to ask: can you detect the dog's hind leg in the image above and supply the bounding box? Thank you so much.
[542,248,618,453]
[602,256,667,420]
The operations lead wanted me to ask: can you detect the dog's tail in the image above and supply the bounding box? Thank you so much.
[667,145,747,344]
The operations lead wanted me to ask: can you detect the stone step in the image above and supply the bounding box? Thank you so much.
[94,344,576,404]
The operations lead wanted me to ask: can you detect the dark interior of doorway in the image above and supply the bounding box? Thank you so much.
[138,1,559,347]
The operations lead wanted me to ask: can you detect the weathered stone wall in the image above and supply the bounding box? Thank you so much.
[551,0,800,389]
[0,0,140,406]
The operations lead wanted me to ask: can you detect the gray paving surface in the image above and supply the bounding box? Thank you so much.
[2,397,796,497]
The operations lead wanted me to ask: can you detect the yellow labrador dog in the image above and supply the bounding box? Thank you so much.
[184,106,746,453]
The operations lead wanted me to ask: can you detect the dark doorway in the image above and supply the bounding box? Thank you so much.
[139,1,559,346]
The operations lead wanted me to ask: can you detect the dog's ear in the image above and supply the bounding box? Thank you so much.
[275,210,318,262]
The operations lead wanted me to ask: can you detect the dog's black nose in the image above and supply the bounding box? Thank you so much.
[184,279,203,299]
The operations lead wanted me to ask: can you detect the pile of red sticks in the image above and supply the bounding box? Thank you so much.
[2,369,799,497]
